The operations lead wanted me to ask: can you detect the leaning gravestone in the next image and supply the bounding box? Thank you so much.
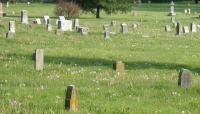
[190,22,197,32]
[113,61,125,72]
[178,68,192,88]
[0,3,3,17]
[183,26,189,33]
[121,23,128,34]
[168,1,176,16]
[35,49,44,71]
[65,85,78,112]
[176,22,182,35]
[21,10,28,24]
[44,16,50,25]
[104,30,110,39]
[165,25,171,32]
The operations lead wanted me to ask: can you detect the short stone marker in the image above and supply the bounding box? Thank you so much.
[111,20,116,27]
[184,9,187,14]
[121,23,128,34]
[33,18,41,25]
[148,0,151,4]
[104,30,110,39]
[73,19,79,30]
[35,49,44,71]
[21,10,29,24]
[132,24,138,30]
[77,27,89,35]
[183,26,189,33]
[165,25,171,32]
[47,24,52,32]
[103,24,109,31]
[113,61,125,72]
[176,22,182,35]
[6,21,15,38]
[58,16,65,21]
[65,85,78,112]
[178,68,192,88]
[168,1,176,16]
[190,22,197,32]
[171,16,176,23]
[44,16,50,25]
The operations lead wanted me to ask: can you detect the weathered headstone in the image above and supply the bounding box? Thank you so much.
[111,20,116,27]
[165,25,171,32]
[35,49,44,71]
[173,21,177,28]
[21,10,28,24]
[138,0,142,5]
[178,68,192,88]
[77,27,89,35]
[168,1,176,16]
[6,31,14,39]
[190,22,197,32]
[104,30,110,39]
[33,18,41,25]
[0,3,3,17]
[65,85,78,112]
[58,16,65,21]
[184,9,188,14]
[9,21,15,33]
[176,22,182,35]
[103,24,109,31]
[56,20,63,35]
[183,26,189,33]
[171,16,176,23]
[132,24,138,30]
[121,23,128,34]
[187,8,191,14]
[113,61,125,72]
[73,19,79,30]
[44,16,50,25]
[47,24,52,32]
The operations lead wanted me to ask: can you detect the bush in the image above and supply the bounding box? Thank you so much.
[55,0,81,19]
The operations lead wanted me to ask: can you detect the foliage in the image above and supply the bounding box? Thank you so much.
[55,0,81,19]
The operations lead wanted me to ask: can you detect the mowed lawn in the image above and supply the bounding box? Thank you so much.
[1,3,200,114]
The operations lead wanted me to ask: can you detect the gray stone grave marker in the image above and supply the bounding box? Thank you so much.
[65,85,78,112]
[44,16,50,25]
[73,19,79,30]
[191,22,197,32]
[35,49,44,71]
[21,10,28,24]
[176,22,182,35]
[168,1,176,16]
[47,24,52,32]
[104,30,110,39]
[165,25,171,32]
[121,23,128,34]
[77,27,89,35]
[183,26,189,33]
[178,68,192,88]
[111,20,116,27]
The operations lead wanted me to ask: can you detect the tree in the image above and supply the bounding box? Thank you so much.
[75,0,133,18]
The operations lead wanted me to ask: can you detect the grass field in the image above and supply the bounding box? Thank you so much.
[1,3,200,114]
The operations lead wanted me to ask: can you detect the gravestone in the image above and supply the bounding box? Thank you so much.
[132,24,138,30]
[187,8,191,14]
[178,68,192,88]
[111,20,116,27]
[103,24,109,31]
[6,31,14,38]
[183,26,189,33]
[165,25,171,32]
[121,23,128,34]
[58,16,65,21]
[44,16,50,25]
[27,2,31,6]
[73,19,79,30]
[57,20,73,31]
[77,27,89,35]
[138,0,142,5]
[176,22,182,35]
[104,30,110,39]
[9,21,15,33]
[65,85,78,112]
[0,3,3,17]
[171,16,176,23]
[173,21,177,28]
[21,10,28,24]
[33,18,41,24]
[47,24,52,32]
[190,22,197,32]
[6,2,9,7]
[168,1,176,16]
[184,9,187,14]
[56,20,63,35]
[113,61,125,72]
[35,49,44,71]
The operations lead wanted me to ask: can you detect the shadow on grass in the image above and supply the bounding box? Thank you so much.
[5,53,200,73]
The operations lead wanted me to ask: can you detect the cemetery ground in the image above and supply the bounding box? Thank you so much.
[1,3,200,114]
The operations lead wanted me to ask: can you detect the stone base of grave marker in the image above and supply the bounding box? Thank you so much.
[35,49,44,71]
[65,85,78,112]
[113,61,125,72]
[6,31,14,38]
[178,68,192,88]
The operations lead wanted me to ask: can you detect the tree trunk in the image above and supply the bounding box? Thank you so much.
[96,6,100,18]
[195,0,199,4]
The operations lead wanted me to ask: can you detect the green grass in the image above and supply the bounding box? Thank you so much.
[1,3,200,114]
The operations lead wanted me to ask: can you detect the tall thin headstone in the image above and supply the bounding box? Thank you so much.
[21,10,28,24]
[35,49,44,71]
[44,16,50,25]
[73,19,79,30]
[190,22,197,32]
[65,85,78,112]
[176,22,182,35]
[6,21,15,38]
[121,23,128,34]
[168,1,176,16]
[178,68,192,88]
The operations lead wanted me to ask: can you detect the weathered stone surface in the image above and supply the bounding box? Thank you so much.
[132,24,138,30]
[104,30,110,39]
[44,16,50,25]
[178,68,192,88]
[6,31,14,39]
[113,61,125,72]
[183,26,189,33]
[184,9,187,14]
[168,1,176,16]
[73,19,79,30]
[65,85,78,112]
[171,16,176,23]
[58,16,65,21]
[164,25,171,32]
[121,23,128,34]
[0,3,3,17]
[103,24,109,31]
[47,24,52,32]
[57,20,72,31]
[35,49,44,71]
[111,20,116,27]
[190,22,197,32]
[77,27,89,35]
[21,10,28,24]
[9,21,15,33]
[176,22,182,35]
